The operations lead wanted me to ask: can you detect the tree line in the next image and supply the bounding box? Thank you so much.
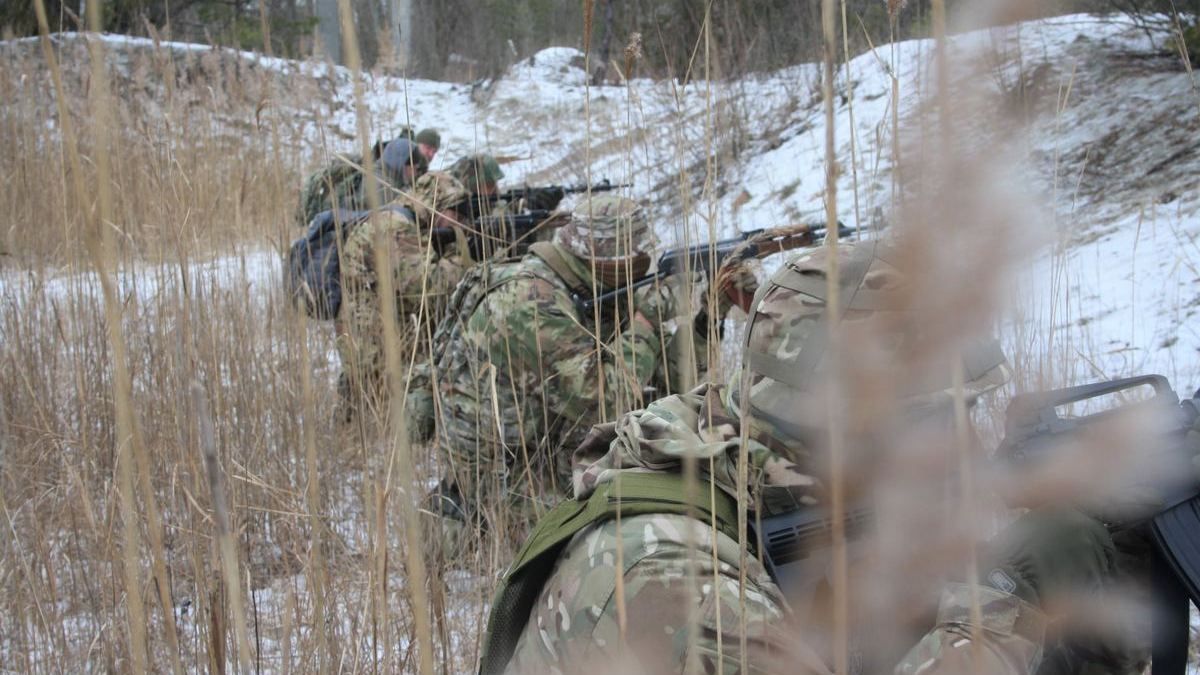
[3,0,1195,79]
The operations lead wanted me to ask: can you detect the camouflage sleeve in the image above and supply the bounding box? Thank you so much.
[894,584,1046,675]
[661,320,716,395]
[342,212,461,315]
[614,536,829,675]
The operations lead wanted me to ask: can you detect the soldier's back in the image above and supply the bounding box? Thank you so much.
[504,512,795,675]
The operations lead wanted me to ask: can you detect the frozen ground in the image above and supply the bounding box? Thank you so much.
[6,15,1198,388]
[3,12,1200,671]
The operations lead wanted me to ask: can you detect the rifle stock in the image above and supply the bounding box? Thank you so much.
[430,210,569,261]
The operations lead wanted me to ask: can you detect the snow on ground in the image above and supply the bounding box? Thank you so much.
[9,14,1197,388]
[4,13,1200,669]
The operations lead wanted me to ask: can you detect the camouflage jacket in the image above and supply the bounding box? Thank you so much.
[434,246,662,493]
[337,205,466,389]
[503,383,1048,675]
[296,152,426,228]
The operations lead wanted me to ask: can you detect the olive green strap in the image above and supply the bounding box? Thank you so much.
[478,472,744,675]
[528,241,589,296]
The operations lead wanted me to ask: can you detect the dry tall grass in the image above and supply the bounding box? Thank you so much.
[0,3,1189,673]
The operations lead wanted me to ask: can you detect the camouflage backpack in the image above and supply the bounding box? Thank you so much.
[295,153,368,228]
[477,470,743,675]
[295,130,415,227]
[406,253,528,440]
[407,241,578,439]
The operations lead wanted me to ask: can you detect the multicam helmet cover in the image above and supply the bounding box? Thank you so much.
[448,154,505,193]
[733,240,1011,447]
[556,194,655,261]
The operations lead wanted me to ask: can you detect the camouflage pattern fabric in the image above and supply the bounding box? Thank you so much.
[736,242,1011,446]
[296,153,367,227]
[433,245,662,523]
[572,383,822,511]
[296,133,422,227]
[336,177,469,415]
[502,383,1048,675]
[449,154,505,194]
[504,512,804,675]
[553,194,655,260]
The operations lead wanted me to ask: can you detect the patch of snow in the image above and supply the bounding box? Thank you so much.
[505,47,588,86]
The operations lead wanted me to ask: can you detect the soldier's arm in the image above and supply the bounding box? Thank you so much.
[661,316,718,395]
[895,584,1046,675]
[364,213,461,310]
[547,296,662,421]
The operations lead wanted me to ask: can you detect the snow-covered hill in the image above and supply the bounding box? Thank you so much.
[6,14,1200,672]
[5,14,1199,383]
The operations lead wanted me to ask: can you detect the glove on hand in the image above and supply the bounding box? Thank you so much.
[983,508,1114,608]
[633,281,677,332]
[713,259,759,316]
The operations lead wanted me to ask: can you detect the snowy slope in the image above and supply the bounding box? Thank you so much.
[9,15,1198,388]
[5,14,1200,673]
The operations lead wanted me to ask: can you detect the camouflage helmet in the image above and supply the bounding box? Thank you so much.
[448,154,504,193]
[396,171,468,222]
[733,240,1011,445]
[556,194,655,261]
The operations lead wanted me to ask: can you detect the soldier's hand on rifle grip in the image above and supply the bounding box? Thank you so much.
[715,260,759,316]
[633,281,676,333]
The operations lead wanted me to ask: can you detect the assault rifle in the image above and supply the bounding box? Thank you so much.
[573,221,856,320]
[994,376,1200,675]
[452,178,631,218]
[754,375,1200,675]
[431,209,570,261]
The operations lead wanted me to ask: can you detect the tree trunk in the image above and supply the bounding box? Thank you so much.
[352,0,380,68]
[315,0,342,63]
[591,0,614,85]
[392,0,412,70]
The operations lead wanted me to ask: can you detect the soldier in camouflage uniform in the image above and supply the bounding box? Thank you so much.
[481,241,1124,675]
[336,170,468,420]
[449,154,504,197]
[426,194,753,538]
[295,134,427,227]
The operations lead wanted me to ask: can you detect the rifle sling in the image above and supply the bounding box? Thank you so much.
[528,242,591,298]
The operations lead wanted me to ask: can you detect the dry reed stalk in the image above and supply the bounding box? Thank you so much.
[890,7,902,214]
[685,4,718,670]
[62,1,157,670]
[820,1,849,674]
[194,381,254,672]
[335,1,411,670]
[927,0,986,662]
[841,0,864,237]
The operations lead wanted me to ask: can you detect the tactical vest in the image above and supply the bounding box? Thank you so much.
[477,471,745,675]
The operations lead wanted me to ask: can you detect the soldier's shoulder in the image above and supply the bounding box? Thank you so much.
[482,257,571,304]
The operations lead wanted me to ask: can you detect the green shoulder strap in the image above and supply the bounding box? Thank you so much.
[478,472,746,675]
[528,241,590,297]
